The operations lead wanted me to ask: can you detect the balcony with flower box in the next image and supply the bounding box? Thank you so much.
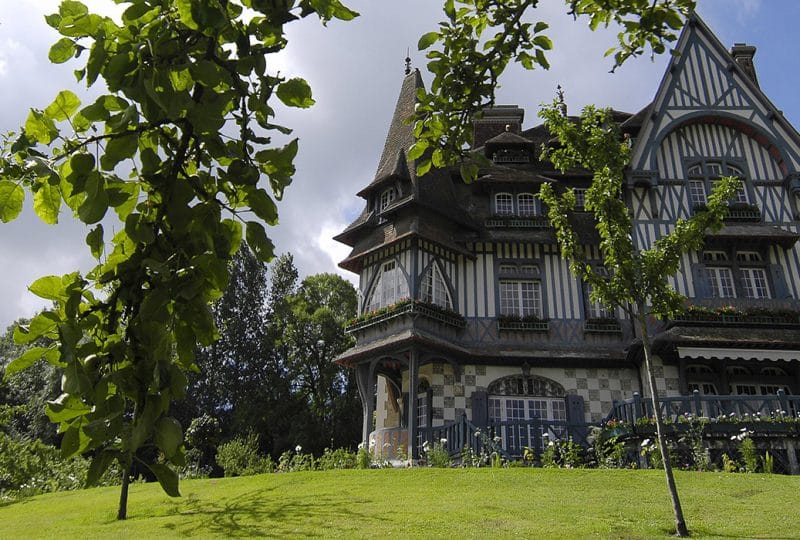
[496,315,550,333]
[584,317,622,334]
[670,305,800,329]
[345,299,466,344]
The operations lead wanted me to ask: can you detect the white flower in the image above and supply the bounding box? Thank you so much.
[474,429,481,436]
[383,442,392,448]
[641,438,651,447]
[440,438,447,444]
[357,442,365,450]
[542,432,549,438]
[493,436,502,443]
[730,435,738,441]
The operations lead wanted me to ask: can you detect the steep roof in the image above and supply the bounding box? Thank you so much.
[358,68,423,196]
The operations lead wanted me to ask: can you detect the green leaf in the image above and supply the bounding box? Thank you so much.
[29,275,67,301]
[246,188,278,225]
[418,31,439,50]
[33,181,61,224]
[533,35,553,50]
[78,174,108,224]
[25,110,58,144]
[86,451,115,487]
[49,38,76,63]
[176,0,198,29]
[246,221,275,262]
[45,90,81,121]
[154,417,183,458]
[86,224,104,259]
[100,134,138,170]
[4,347,49,378]
[147,462,180,497]
[14,311,60,344]
[0,181,25,223]
[46,393,91,423]
[276,78,315,108]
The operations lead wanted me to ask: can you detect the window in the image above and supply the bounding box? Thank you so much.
[379,187,396,212]
[487,375,568,455]
[420,262,453,309]
[686,161,749,207]
[573,188,586,210]
[495,193,514,215]
[688,382,718,395]
[699,250,772,300]
[517,193,537,216]
[705,267,735,298]
[365,260,409,312]
[586,284,612,319]
[499,280,542,318]
[493,191,542,216]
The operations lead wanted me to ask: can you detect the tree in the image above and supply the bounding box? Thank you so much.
[0,0,356,520]
[411,0,696,181]
[280,273,359,453]
[0,0,700,520]
[536,102,739,537]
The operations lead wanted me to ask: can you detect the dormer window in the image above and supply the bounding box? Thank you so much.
[573,188,586,210]
[517,193,538,216]
[379,187,396,213]
[494,191,541,216]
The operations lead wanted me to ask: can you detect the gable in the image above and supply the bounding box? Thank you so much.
[631,14,800,176]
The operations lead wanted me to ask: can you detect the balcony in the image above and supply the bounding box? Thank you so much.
[692,202,761,222]
[584,318,622,334]
[497,316,550,333]
[671,306,800,328]
[485,214,550,229]
[346,299,466,336]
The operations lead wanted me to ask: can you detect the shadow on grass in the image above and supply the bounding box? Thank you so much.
[157,486,378,538]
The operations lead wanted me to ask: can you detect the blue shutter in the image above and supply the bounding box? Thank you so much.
[690,263,709,299]
[769,264,792,299]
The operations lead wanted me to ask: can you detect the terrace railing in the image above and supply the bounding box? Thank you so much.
[606,390,800,424]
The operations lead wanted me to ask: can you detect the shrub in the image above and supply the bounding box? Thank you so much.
[317,447,356,470]
[541,437,584,468]
[0,432,119,502]
[422,439,452,468]
[356,446,371,469]
[739,436,759,473]
[215,433,274,477]
[277,446,315,472]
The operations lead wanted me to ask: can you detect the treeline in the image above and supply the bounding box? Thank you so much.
[0,246,361,495]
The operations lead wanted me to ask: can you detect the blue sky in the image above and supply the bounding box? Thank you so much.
[0,0,797,328]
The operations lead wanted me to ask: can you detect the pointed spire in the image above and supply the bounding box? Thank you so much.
[358,69,424,196]
[405,48,412,75]
[556,84,567,116]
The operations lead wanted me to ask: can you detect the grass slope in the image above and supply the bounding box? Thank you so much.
[1,468,798,539]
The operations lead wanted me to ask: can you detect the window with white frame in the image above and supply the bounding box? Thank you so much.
[487,375,567,455]
[499,280,542,318]
[686,161,748,207]
[517,193,538,216]
[705,266,735,298]
[420,262,453,309]
[699,250,771,299]
[495,193,514,215]
[365,260,409,312]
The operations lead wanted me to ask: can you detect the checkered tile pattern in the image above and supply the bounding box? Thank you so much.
[385,361,670,428]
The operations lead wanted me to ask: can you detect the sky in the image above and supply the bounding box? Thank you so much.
[0,0,797,329]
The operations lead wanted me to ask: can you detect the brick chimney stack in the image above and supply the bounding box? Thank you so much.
[730,43,759,88]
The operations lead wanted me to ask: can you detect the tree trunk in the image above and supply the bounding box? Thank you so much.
[117,464,131,520]
[637,308,689,537]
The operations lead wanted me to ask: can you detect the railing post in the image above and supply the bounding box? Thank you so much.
[778,389,789,418]
[532,418,542,452]
[632,392,642,422]
[693,389,702,417]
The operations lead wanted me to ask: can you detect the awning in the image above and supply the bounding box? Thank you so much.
[677,346,800,362]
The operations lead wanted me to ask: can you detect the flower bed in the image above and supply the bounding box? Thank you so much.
[673,305,800,326]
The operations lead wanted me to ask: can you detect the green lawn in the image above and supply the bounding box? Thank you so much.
[1,468,797,538]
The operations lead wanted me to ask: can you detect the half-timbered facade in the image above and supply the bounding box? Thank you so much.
[335,15,800,460]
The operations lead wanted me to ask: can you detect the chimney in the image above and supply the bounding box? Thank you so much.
[730,43,759,88]
[472,105,524,149]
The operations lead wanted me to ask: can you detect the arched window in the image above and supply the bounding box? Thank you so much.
[495,193,514,215]
[420,262,453,309]
[365,260,409,312]
[487,375,567,455]
[517,193,537,216]
[686,160,749,207]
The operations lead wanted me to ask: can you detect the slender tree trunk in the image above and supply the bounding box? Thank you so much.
[117,464,131,520]
[637,308,688,537]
